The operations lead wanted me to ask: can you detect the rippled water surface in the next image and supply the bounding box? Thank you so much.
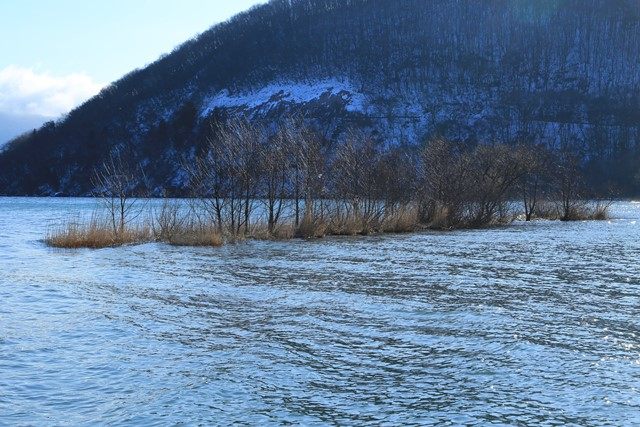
[1,198,639,425]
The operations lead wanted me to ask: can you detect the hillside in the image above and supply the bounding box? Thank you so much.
[0,0,638,196]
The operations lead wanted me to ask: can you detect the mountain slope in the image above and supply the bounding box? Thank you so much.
[1,0,639,195]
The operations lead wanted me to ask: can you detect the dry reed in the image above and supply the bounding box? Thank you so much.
[164,225,224,247]
[46,218,151,249]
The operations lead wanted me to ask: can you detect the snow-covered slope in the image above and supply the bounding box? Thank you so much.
[200,80,367,116]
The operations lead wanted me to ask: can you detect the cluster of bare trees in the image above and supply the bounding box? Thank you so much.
[187,120,412,238]
[177,118,609,239]
[49,117,611,249]
[185,118,324,237]
[419,138,609,228]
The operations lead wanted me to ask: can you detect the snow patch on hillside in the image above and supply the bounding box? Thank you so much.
[200,79,367,117]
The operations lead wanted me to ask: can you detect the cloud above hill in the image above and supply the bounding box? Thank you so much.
[0,66,103,118]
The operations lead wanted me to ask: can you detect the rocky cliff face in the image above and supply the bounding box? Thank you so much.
[1,0,638,195]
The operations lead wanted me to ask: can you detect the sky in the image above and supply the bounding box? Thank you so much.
[0,0,265,142]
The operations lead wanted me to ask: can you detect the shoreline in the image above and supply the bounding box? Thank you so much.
[43,205,613,250]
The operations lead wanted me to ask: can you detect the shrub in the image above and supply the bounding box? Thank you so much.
[562,201,611,221]
[590,202,611,221]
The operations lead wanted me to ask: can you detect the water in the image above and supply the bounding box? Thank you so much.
[1,198,639,426]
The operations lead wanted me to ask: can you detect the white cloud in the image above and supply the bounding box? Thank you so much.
[0,66,104,118]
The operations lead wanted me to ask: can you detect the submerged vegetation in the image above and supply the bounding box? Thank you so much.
[46,119,612,249]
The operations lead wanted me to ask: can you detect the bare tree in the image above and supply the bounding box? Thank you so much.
[553,144,587,221]
[187,117,263,237]
[218,118,263,235]
[377,144,419,211]
[515,143,551,221]
[467,144,525,227]
[259,125,291,233]
[419,138,472,228]
[92,150,147,236]
[185,141,228,233]
[333,131,384,231]
[288,121,326,227]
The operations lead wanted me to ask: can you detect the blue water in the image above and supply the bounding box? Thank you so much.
[1,198,639,425]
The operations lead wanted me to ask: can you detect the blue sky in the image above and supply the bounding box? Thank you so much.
[0,0,265,141]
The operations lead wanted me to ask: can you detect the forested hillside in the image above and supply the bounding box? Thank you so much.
[0,0,638,196]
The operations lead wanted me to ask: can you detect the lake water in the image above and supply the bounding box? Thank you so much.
[1,198,639,425]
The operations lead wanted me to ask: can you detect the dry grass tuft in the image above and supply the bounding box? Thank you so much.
[532,202,560,220]
[424,204,453,230]
[563,204,611,221]
[250,223,296,241]
[325,214,365,236]
[533,201,611,221]
[295,214,327,239]
[165,225,224,247]
[381,207,419,233]
[46,219,151,249]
